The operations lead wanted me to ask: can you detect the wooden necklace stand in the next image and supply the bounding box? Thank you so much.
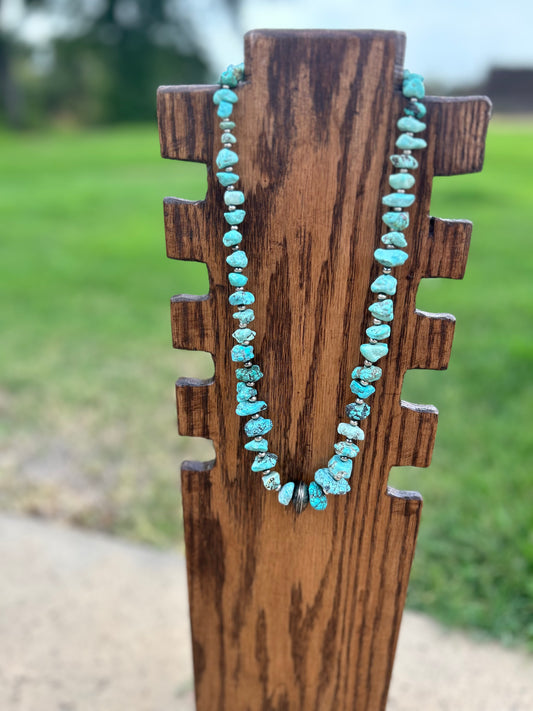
[157,29,490,711]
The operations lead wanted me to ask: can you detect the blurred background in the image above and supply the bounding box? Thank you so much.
[1,0,532,664]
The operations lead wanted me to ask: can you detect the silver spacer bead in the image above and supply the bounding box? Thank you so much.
[258,452,266,458]
[382,267,392,274]
[254,436,263,441]
[397,189,406,193]
[410,97,417,102]
[222,84,230,89]
[349,419,359,426]
[340,456,349,462]
[226,185,234,191]
[356,398,364,404]
[237,305,246,311]
[407,132,414,137]
[249,396,257,402]
[226,166,234,172]
[228,205,236,211]
[231,225,239,230]
[235,286,244,291]
[386,244,395,249]
[377,294,387,301]
[224,143,232,149]
[243,340,250,345]
[244,361,253,368]
[345,438,354,443]
[369,338,378,343]
[364,359,372,367]
[274,484,282,492]
[403,149,412,155]
[359,380,369,387]
[252,413,260,419]
[373,319,382,325]
[393,207,402,212]
[232,245,240,251]
[239,322,247,328]
[234,267,243,272]
[400,168,408,173]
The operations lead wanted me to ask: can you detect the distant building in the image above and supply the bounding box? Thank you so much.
[486,68,533,113]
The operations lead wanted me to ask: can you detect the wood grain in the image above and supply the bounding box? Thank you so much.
[158,29,491,711]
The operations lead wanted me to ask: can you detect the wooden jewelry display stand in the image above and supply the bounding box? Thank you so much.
[158,29,491,711]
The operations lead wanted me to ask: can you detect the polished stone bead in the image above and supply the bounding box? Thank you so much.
[217,101,233,118]
[308,481,328,510]
[278,482,295,506]
[262,471,280,490]
[236,382,257,401]
[228,290,254,306]
[219,120,236,130]
[381,231,408,248]
[382,211,409,231]
[350,379,376,398]
[231,344,254,362]
[246,438,268,452]
[337,422,365,440]
[228,272,248,287]
[368,298,394,322]
[374,248,408,268]
[213,88,238,105]
[390,154,419,170]
[216,171,239,186]
[221,132,236,144]
[396,133,427,151]
[334,441,360,458]
[224,209,246,225]
[218,67,239,87]
[226,250,248,268]
[236,400,266,416]
[244,416,272,437]
[346,401,371,420]
[216,148,238,169]
[389,173,415,190]
[352,365,382,383]
[371,274,397,295]
[382,192,415,208]
[397,116,426,133]
[222,229,242,247]
[232,308,254,324]
[233,327,255,343]
[224,190,245,206]
[315,468,351,495]
[360,343,388,363]
[328,455,353,479]
[402,71,425,99]
[236,364,263,382]
[366,324,391,340]
[404,101,426,119]
[252,452,278,472]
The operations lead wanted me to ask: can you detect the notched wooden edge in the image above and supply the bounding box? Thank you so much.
[392,400,439,469]
[421,217,472,280]
[181,459,215,473]
[170,295,215,354]
[386,485,423,516]
[157,84,216,162]
[409,309,456,371]
[164,197,208,263]
[176,376,216,440]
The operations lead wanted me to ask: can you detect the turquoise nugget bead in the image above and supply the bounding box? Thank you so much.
[213,88,238,104]
[221,132,236,144]
[309,481,328,510]
[396,133,427,151]
[218,67,238,87]
[381,231,407,248]
[402,71,425,99]
[360,343,389,363]
[352,365,382,383]
[350,380,376,398]
[278,482,295,506]
[252,452,278,472]
[366,324,391,340]
[337,422,365,440]
[262,471,280,490]
[232,308,254,324]
[224,190,245,206]
[231,344,254,362]
[219,120,236,130]
[405,101,426,119]
[397,116,426,133]
[216,148,238,169]
[236,364,262,382]
[382,192,415,208]
[228,291,254,306]
[382,211,409,231]
[226,250,247,268]
[368,299,394,322]
[223,230,242,247]
[246,438,268,452]
[233,328,255,343]
[236,382,256,401]
[228,272,248,287]
[346,401,371,420]
[315,468,350,495]
[389,173,415,190]
[217,101,233,118]
[236,400,266,416]
[371,274,397,295]
[334,441,360,458]
[328,455,353,479]
[390,154,419,170]
[244,416,272,437]
[216,171,239,186]
[374,248,408,268]
[224,209,246,225]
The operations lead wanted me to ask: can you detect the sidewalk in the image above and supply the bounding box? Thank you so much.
[1,513,531,711]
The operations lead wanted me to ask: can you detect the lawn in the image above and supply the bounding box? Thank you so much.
[1,122,531,648]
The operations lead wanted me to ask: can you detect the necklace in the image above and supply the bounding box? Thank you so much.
[213,62,426,513]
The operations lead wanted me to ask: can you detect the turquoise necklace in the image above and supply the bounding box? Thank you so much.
[213,63,426,513]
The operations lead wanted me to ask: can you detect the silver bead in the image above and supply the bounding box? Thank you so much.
[377,294,387,301]
[228,205,236,211]
[340,456,349,462]
[373,319,382,326]
[410,97,417,102]
[234,267,243,272]
[237,305,246,311]
[225,166,234,172]
[393,207,402,212]
[231,225,239,230]
[369,338,378,344]
[292,482,309,514]
[245,361,253,368]
[224,143,232,149]
[258,452,266,458]
[364,359,372,367]
[226,185,234,191]
[232,245,239,251]
[403,150,412,155]
[252,413,260,419]
[249,396,257,401]
[243,340,250,345]
[359,381,369,387]
[407,132,414,137]
[386,244,395,249]
[349,419,359,426]
[397,189,406,193]
[222,84,230,89]
[356,398,364,405]
[400,168,408,173]
[235,286,244,291]
[382,267,392,274]
[254,436,262,441]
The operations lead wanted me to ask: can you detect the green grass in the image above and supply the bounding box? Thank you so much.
[1,122,531,648]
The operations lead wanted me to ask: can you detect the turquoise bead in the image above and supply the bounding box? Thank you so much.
[223,229,242,247]
[236,382,256,401]
[228,291,254,306]
[216,148,238,169]
[252,452,278,472]
[218,67,239,87]
[374,248,408,268]
[382,192,415,208]
[337,422,365,440]
[217,101,233,118]
[246,438,268,452]
[228,272,248,287]
[213,88,238,105]
[224,209,246,225]
[397,116,426,133]
[328,455,352,479]
[389,173,415,190]
[366,324,391,340]
[390,154,419,170]
[221,132,236,144]
[405,101,426,119]
[226,250,247,268]
[236,400,266,416]
[382,211,409,231]
[315,468,350,495]
[368,298,394,322]
[360,343,388,363]
[216,171,239,186]
[244,416,272,437]
[231,344,254,362]
[236,364,262,382]
[309,481,328,510]
[381,231,407,248]
[233,328,255,343]
[402,71,425,99]
[232,309,254,324]
[346,401,371,420]
[352,365,382,383]
[396,133,427,151]
[350,380,375,398]
[262,471,280,490]
[371,274,397,295]
[334,441,360,458]
[278,482,295,506]
[219,120,236,130]
[224,190,245,206]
